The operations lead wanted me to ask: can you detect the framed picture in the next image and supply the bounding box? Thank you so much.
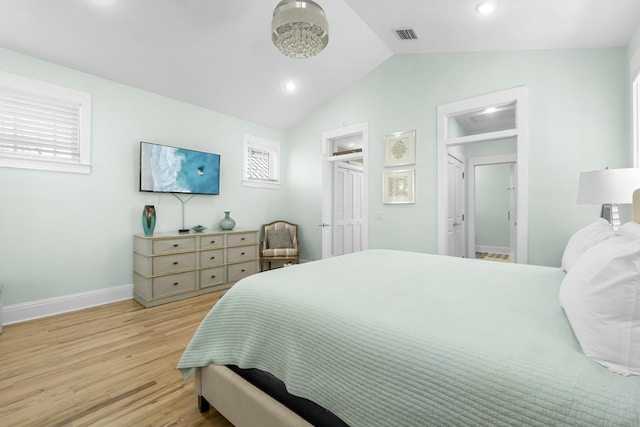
[384,130,416,167]
[383,169,415,204]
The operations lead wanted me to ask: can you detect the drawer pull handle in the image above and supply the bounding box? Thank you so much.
[173,261,179,265]
[241,269,246,272]
[211,275,216,279]
[210,256,216,260]
[241,237,245,240]
[173,282,179,286]
[241,252,245,255]
[210,240,216,244]
[173,244,179,247]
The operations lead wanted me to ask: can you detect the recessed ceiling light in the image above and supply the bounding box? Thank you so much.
[484,106,498,113]
[284,81,297,92]
[476,2,496,15]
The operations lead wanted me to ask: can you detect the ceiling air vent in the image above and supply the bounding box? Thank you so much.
[394,28,418,40]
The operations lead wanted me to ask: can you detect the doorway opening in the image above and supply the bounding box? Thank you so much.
[468,155,517,262]
[321,123,369,259]
[437,87,529,263]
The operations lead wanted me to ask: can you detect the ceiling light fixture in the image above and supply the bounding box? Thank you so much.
[284,81,297,92]
[272,0,329,59]
[476,2,496,15]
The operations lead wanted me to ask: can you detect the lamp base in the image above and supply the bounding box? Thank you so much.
[601,203,621,230]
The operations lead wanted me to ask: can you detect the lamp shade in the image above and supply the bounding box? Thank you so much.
[577,168,640,204]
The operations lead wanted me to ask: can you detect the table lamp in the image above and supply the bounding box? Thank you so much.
[577,167,640,229]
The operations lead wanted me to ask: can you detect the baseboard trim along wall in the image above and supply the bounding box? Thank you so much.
[2,284,134,326]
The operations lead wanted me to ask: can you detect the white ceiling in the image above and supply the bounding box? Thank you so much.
[0,0,639,130]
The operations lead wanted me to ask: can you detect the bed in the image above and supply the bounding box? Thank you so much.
[178,245,640,426]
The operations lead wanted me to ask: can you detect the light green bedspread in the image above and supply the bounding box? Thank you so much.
[178,249,640,426]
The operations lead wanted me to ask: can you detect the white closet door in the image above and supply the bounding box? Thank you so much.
[333,163,363,256]
[447,154,465,257]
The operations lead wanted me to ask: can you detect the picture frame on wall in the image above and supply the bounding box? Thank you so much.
[383,169,415,204]
[384,130,416,167]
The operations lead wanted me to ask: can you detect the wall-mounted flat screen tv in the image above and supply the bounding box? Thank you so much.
[139,141,220,195]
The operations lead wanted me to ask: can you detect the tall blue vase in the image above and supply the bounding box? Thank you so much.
[142,205,156,236]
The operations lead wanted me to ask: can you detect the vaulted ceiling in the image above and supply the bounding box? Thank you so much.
[1,0,639,130]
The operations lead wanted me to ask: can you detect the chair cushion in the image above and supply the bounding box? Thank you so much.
[262,248,298,257]
[267,229,293,249]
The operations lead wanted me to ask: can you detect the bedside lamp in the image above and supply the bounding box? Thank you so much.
[577,167,640,229]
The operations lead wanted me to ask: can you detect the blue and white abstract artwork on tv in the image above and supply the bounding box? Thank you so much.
[140,141,220,195]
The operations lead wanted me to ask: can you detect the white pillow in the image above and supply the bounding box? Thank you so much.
[559,221,640,376]
[561,218,614,272]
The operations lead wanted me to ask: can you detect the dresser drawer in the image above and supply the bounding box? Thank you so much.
[200,234,224,250]
[227,260,258,283]
[227,245,257,263]
[200,248,224,268]
[228,232,257,247]
[153,271,196,298]
[153,252,196,275]
[152,237,196,254]
[200,266,226,288]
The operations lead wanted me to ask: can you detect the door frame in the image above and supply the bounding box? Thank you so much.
[321,123,369,259]
[437,86,529,263]
[467,154,517,259]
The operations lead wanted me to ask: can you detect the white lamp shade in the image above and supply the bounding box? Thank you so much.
[577,168,640,204]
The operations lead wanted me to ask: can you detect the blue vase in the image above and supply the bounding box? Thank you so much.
[142,205,156,236]
[219,211,236,230]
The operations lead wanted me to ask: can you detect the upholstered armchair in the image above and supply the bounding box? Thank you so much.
[260,221,299,271]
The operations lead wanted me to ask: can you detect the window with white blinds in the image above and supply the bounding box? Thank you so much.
[242,134,280,189]
[0,71,91,174]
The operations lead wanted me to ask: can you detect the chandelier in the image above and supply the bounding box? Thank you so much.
[271,0,329,59]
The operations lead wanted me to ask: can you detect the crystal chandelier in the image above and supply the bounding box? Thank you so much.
[271,0,329,59]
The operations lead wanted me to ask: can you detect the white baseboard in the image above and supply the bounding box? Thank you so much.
[475,245,510,255]
[2,284,133,326]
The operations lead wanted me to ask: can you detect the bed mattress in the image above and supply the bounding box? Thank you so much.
[179,249,640,426]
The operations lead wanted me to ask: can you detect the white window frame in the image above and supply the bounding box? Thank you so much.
[242,134,281,189]
[634,71,640,168]
[632,47,640,168]
[0,70,91,174]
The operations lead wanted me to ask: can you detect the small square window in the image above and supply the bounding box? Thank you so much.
[243,134,280,189]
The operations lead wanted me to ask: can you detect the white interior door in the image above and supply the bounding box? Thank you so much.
[447,154,465,257]
[333,163,363,256]
[321,123,369,259]
[508,163,517,261]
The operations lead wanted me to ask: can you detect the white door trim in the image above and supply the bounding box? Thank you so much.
[437,86,529,263]
[321,123,369,259]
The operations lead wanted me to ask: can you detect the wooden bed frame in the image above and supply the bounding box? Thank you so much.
[195,364,313,427]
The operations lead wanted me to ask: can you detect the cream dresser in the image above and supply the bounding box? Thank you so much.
[133,229,259,307]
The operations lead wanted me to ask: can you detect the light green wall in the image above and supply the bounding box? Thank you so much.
[0,48,287,306]
[628,25,640,64]
[475,163,511,248]
[287,48,630,267]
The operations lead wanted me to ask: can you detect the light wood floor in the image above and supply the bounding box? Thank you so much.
[0,291,234,427]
